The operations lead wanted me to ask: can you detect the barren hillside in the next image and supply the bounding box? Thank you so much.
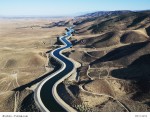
[61,11,150,112]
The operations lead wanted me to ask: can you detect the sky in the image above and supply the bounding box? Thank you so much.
[0,0,150,16]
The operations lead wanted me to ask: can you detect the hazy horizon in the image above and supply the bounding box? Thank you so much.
[0,0,150,17]
[0,9,150,18]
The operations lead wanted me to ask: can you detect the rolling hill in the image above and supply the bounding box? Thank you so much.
[65,10,150,112]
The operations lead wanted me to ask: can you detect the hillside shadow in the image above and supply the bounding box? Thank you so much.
[20,92,40,112]
[74,17,96,26]
[79,34,109,47]
[75,26,88,32]
[127,14,149,28]
[94,32,115,43]
[88,19,112,33]
[90,41,149,66]
[111,54,150,93]
[120,31,148,44]
[146,26,150,36]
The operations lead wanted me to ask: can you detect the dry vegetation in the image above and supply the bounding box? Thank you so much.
[61,11,150,112]
[0,18,67,112]
[0,10,150,112]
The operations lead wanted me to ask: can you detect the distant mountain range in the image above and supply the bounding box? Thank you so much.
[76,10,150,19]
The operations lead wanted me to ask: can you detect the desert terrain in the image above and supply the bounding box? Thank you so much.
[0,10,150,112]
[0,18,70,111]
[58,11,150,112]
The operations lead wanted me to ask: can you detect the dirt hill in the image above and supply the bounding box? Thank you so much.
[66,10,150,112]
